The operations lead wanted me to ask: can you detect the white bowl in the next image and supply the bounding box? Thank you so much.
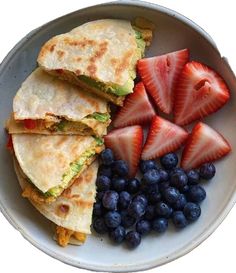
[0,1,236,272]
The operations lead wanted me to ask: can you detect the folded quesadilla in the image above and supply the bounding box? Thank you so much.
[14,158,98,247]
[37,19,153,106]
[12,134,104,203]
[8,68,110,136]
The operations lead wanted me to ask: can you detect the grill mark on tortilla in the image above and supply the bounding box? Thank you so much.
[50,44,56,52]
[115,50,133,80]
[56,136,68,147]
[75,57,82,62]
[111,58,118,66]
[87,64,97,78]
[56,204,70,218]
[56,50,65,59]
[75,69,81,76]
[75,199,93,208]
[64,37,97,48]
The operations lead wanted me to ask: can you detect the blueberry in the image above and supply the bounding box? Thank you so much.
[125,231,141,248]
[98,165,112,178]
[148,191,162,204]
[96,191,105,201]
[152,218,168,233]
[180,185,189,193]
[183,202,201,221]
[104,211,121,228]
[93,217,108,234]
[109,226,126,244]
[160,153,178,170]
[112,177,127,192]
[133,194,148,207]
[159,169,169,182]
[140,160,158,173]
[142,169,161,185]
[142,183,159,195]
[102,190,119,210]
[163,187,180,204]
[155,202,172,218]
[170,172,188,189]
[120,210,136,228]
[172,194,187,210]
[96,175,111,191]
[159,181,170,194]
[112,160,129,177]
[172,211,188,228]
[127,178,141,194]
[199,163,216,180]
[169,167,185,177]
[144,205,156,221]
[136,219,151,235]
[186,170,200,185]
[100,148,114,166]
[93,202,104,217]
[119,191,131,209]
[128,201,146,219]
[187,185,206,203]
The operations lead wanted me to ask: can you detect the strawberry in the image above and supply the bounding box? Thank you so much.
[104,126,143,177]
[113,82,156,128]
[142,116,188,160]
[6,135,13,151]
[181,122,231,170]
[138,48,189,114]
[174,61,230,126]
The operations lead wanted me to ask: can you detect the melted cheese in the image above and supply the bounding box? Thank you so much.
[56,226,86,247]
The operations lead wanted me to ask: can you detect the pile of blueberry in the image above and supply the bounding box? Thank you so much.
[92,149,216,249]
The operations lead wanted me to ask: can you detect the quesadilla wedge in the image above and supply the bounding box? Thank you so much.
[12,134,104,204]
[14,159,98,247]
[37,19,153,106]
[8,68,110,136]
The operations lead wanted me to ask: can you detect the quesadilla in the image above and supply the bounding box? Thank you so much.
[12,134,104,203]
[7,68,110,136]
[14,159,98,247]
[37,19,153,106]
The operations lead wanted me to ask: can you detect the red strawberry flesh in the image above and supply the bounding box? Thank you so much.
[174,61,230,125]
[138,48,189,114]
[104,125,143,177]
[142,116,188,160]
[181,122,231,170]
[113,82,156,128]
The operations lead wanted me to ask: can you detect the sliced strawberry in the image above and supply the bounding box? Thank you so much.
[104,126,143,177]
[113,82,156,128]
[181,122,231,170]
[23,119,37,129]
[174,61,230,126]
[138,49,189,114]
[142,116,188,160]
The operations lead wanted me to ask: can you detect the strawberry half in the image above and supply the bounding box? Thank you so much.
[104,125,143,177]
[142,116,188,160]
[113,82,156,128]
[181,122,231,170]
[138,48,189,114]
[174,61,230,126]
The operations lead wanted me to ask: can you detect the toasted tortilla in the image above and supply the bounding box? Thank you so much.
[14,159,98,234]
[12,134,103,195]
[10,68,109,136]
[37,19,150,105]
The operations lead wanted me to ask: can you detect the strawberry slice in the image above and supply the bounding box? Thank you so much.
[113,82,156,128]
[23,119,37,129]
[142,116,188,160]
[138,49,189,114]
[174,61,230,126]
[104,126,143,177]
[181,122,231,170]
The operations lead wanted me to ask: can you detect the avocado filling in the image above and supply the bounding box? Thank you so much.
[45,138,104,197]
[77,28,146,97]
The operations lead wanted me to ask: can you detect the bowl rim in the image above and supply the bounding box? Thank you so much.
[0,1,235,272]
